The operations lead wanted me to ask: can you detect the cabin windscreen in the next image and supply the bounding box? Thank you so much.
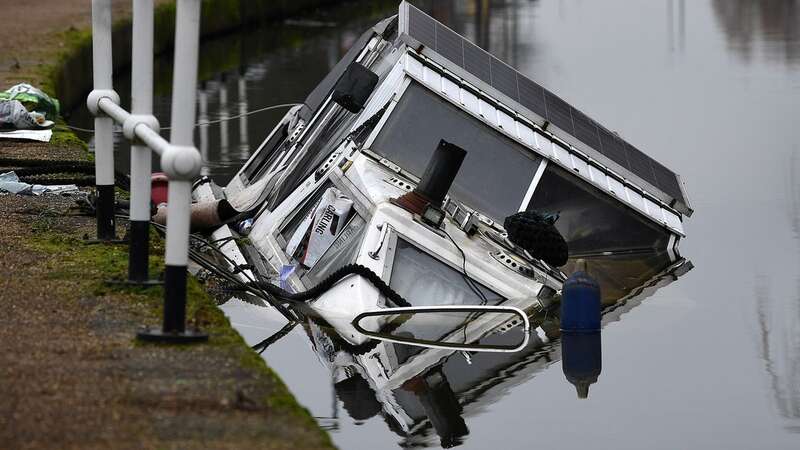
[387,238,511,365]
[370,82,542,222]
[389,238,504,307]
[527,165,672,254]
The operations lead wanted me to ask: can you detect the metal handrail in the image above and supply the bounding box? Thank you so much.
[88,0,206,342]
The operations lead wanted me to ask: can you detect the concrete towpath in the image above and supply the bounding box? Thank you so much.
[0,0,335,448]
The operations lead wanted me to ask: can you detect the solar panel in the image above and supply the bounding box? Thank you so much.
[650,159,684,203]
[407,5,435,49]
[625,142,658,187]
[544,90,574,134]
[572,109,601,151]
[463,42,491,84]
[598,127,630,170]
[517,76,547,117]
[435,24,464,67]
[490,57,519,101]
[398,1,689,211]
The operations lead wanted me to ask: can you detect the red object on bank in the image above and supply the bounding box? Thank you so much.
[151,172,169,205]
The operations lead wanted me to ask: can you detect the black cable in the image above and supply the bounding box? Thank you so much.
[237,264,412,308]
[209,235,238,246]
[146,218,296,319]
[185,232,296,319]
[252,321,298,355]
[443,227,488,304]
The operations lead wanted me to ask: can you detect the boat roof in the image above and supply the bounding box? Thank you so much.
[396,1,692,217]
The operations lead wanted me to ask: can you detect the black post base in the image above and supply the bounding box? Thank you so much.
[163,265,187,332]
[96,184,117,240]
[136,328,208,343]
[128,220,151,282]
[134,265,207,344]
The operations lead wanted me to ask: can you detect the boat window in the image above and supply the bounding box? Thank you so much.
[389,238,504,307]
[527,165,671,254]
[239,123,288,184]
[270,107,355,210]
[370,82,542,222]
[385,239,508,362]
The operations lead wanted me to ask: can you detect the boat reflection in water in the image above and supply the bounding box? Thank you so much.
[226,250,691,448]
[561,331,601,399]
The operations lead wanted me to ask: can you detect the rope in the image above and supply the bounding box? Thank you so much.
[64,103,301,133]
[252,321,298,354]
[3,163,130,190]
[237,264,412,308]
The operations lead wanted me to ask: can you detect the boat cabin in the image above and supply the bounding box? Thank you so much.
[195,1,691,341]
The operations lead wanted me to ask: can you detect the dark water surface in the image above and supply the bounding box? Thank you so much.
[70,1,800,448]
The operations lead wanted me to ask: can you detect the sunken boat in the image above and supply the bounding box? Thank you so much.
[191,1,691,344]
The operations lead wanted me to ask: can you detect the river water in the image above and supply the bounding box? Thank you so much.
[68,1,800,448]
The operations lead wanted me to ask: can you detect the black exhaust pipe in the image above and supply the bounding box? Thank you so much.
[393,139,466,218]
[418,140,467,208]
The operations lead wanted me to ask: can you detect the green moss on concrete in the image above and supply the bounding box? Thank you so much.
[25,226,328,442]
[51,124,89,153]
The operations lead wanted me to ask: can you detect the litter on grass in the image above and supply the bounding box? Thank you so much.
[0,171,78,196]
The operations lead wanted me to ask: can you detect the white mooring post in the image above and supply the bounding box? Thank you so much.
[87,0,121,241]
[87,0,207,343]
[126,0,160,285]
[145,0,206,342]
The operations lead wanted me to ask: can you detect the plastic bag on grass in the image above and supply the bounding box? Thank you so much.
[0,83,60,121]
[0,171,78,196]
[0,99,53,130]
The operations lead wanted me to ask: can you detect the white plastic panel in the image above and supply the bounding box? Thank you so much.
[626,188,645,212]
[478,99,497,124]
[663,210,683,230]
[460,88,479,113]
[533,132,548,152]
[517,123,536,148]
[405,53,424,78]
[497,110,515,132]
[571,155,590,178]
[553,144,571,164]
[422,65,442,88]
[588,164,606,187]
[608,176,625,198]
[643,197,663,221]
[442,76,460,100]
